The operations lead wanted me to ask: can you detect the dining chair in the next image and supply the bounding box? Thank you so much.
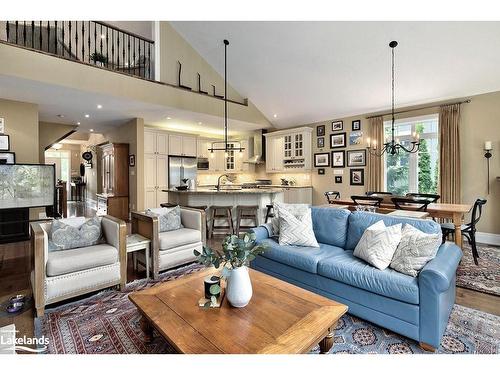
[324,191,341,204]
[366,191,393,196]
[441,198,487,265]
[351,195,383,207]
[406,193,440,203]
[391,197,432,211]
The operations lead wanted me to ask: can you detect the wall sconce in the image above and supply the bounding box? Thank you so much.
[484,141,493,194]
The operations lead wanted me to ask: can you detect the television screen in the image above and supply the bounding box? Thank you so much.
[0,164,55,209]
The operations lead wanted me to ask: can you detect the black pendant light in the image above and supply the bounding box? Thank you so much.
[208,39,244,153]
[367,41,420,156]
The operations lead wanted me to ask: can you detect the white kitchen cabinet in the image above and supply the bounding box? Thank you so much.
[198,138,213,158]
[265,136,284,173]
[145,130,169,155]
[144,129,169,208]
[209,150,225,172]
[265,127,312,173]
[169,134,197,157]
[283,187,313,204]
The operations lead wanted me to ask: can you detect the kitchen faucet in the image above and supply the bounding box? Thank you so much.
[216,174,229,191]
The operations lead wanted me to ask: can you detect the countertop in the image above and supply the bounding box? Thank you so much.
[165,188,285,194]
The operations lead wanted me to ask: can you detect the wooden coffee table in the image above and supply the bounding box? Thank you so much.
[129,268,347,354]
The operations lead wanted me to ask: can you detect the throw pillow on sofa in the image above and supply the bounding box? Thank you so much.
[271,202,310,236]
[353,220,402,270]
[390,224,442,277]
[146,206,183,232]
[278,206,319,247]
[49,216,102,252]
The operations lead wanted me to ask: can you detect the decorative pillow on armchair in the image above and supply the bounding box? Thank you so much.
[146,206,183,232]
[390,224,441,277]
[278,206,319,247]
[271,202,310,236]
[49,216,102,252]
[353,220,402,270]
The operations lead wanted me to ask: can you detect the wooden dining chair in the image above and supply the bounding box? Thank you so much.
[391,197,432,211]
[441,198,487,265]
[324,191,341,204]
[406,193,440,203]
[351,195,383,207]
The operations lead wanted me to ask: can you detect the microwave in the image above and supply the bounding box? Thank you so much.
[197,157,209,170]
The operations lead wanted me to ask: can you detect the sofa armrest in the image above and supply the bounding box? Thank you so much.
[419,241,462,293]
[101,215,127,289]
[31,222,47,316]
[131,211,160,279]
[180,207,206,245]
[249,224,273,242]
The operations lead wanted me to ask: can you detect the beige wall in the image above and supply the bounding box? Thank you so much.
[39,121,77,162]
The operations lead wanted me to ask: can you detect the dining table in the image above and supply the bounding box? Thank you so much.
[318,198,473,248]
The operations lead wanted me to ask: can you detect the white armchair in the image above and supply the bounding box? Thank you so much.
[131,207,205,279]
[31,216,127,317]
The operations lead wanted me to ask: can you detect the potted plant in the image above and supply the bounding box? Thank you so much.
[194,233,266,308]
[90,52,108,67]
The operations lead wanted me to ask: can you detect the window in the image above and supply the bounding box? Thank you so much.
[384,114,439,195]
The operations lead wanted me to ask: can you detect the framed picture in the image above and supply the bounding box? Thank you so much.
[318,168,325,175]
[352,120,361,131]
[347,149,366,167]
[335,176,342,184]
[350,169,365,186]
[0,152,15,164]
[332,120,343,131]
[330,132,346,148]
[0,118,4,133]
[316,125,325,137]
[0,135,9,151]
[314,152,330,167]
[349,131,363,145]
[317,137,325,148]
[331,150,345,168]
[129,154,136,167]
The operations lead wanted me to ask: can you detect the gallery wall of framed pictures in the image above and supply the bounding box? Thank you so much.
[0,121,16,165]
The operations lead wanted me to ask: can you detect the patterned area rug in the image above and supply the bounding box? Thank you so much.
[35,263,500,354]
[456,243,500,296]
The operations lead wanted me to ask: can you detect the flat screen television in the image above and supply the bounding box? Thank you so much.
[0,164,55,210]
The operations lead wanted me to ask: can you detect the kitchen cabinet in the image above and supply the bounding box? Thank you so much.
[145,130,168,155]
[283,187,313,204]
[197,138,214,158]
[144,130,169,208]
[169,134,197,157]
[265,127,312,173]
[265,136,284,173]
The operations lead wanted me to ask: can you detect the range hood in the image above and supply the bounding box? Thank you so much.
[243,129,266,164]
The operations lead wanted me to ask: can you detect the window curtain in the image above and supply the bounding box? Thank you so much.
[439,103,461,203]
[367,116,384,192]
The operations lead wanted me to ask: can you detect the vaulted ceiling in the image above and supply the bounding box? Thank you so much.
[172,21,500,128]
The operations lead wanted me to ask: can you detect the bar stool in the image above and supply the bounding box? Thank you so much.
[235,205,259,235]
[208,206,234,238]
[265,204,275,223]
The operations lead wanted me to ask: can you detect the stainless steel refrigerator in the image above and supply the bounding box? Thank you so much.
[168,156,197,189]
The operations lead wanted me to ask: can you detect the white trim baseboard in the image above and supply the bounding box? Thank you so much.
[476,232,500,246]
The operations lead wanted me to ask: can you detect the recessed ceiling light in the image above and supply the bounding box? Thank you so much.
[77,122,81,125]
[85,114,90,118]
[166,117,172,120]
[90,129,94,132]
[198,122,202,125]
[273,114,278,118]
[97,104,102,109]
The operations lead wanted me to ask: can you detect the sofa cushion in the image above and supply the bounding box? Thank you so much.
[278,206,319,247]
[158,228,201,250]
[146,206,183,232]
[345,211,441,250]
[311,207,350,248]
[317,250,419,304]
[259,238,344,273]
[46,244,118,277]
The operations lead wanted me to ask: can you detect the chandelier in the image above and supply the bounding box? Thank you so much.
[367,41,420,156]
[208,39,244,154]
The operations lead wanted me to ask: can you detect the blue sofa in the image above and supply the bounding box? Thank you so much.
[250,207,462,350]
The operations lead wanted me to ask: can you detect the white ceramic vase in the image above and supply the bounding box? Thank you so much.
[226,266,253,308]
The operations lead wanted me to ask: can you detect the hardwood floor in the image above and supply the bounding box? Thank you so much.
[0,204,498,348]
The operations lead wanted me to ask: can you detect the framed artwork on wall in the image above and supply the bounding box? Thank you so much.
[316,125,325,137]
[318,168,325,175]
[314,152,330,167]
[0,152,15,164]
[331,150,345,168]
[335,176,342,183]
[0,135,10,151]
[347,150,366,167]
[352,120,361,131]
[332,120,343,131]
[350,169,365,186]
[317,137,325,148]
[0,118,4,133]
[330,132,346,148]
[349,131,363,145]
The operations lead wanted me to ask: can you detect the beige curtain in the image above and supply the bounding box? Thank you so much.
[439,103,461,203]
[367,116,384,192]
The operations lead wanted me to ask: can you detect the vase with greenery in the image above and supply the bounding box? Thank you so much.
[90,52,108,66]
[194,232,266,308]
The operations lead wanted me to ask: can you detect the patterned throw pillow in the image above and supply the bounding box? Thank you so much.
[48,216,102,252]
[278,206,319,247]
[271,202,311,236]
[390,224,442,277]
[353,220,402,270]
[146,206,183,232]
